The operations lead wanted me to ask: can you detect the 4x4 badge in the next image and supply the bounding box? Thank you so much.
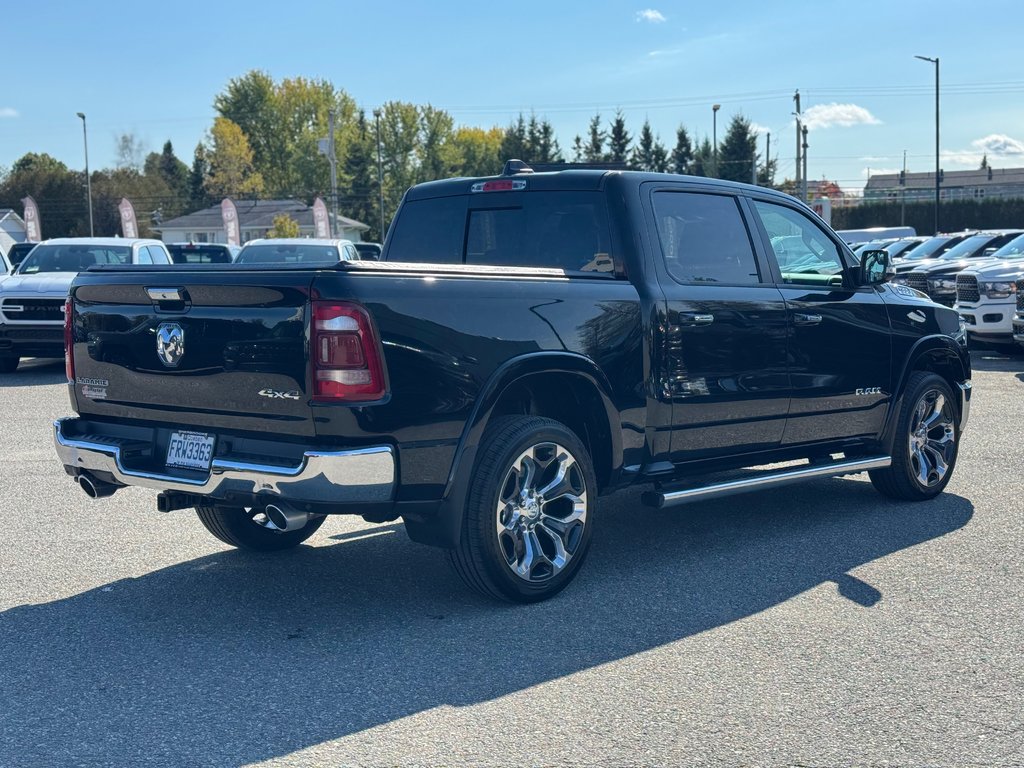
[258,388,301,400]
[156,323,184,367]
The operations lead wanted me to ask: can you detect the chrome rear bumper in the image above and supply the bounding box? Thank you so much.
[53,417,395,504]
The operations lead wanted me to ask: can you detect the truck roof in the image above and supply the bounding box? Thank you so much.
[35,237,163,247]
[405,168,798,204]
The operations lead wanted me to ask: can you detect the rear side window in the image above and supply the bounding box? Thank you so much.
[385,191,613,272]
[168,245,233,264]
[652,192,760,284]
[385,196,466,264]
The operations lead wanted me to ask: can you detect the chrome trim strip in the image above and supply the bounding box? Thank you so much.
[53,418,395,504]
[957,380,972,433]
[146,287,184,302]
[653,455,892,509]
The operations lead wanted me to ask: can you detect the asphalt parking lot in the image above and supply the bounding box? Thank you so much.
[1,352,1022,767]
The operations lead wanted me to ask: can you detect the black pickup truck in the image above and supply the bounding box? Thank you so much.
[54,164,972,602]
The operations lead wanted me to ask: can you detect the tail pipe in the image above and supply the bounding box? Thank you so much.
[264,502,309,532]
[76,473,120,499]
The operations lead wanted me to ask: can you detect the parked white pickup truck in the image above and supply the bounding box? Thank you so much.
[0,237,171,372]
[954,232,1024,352]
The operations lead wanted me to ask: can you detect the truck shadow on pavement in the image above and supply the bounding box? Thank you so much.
[0,478,973,766]
[0,359,66,387]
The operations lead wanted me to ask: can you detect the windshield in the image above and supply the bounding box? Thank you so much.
[17,244,131,274]
[988,233,1024,260]
[8,243,38,267]
[903,236,957,260]
[235,243,341,265]
[936,235,995,261]
[168,244,234,264]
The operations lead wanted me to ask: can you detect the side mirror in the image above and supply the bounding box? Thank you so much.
[860,249,892,285]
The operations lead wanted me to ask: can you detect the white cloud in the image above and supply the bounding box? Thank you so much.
[801,103,881,130]
[0,107,18,118]
[941,134,1024,168]
[862,167,900,178]
[636,8,666,23]
[749,122,771,136]
[648,47,683,57]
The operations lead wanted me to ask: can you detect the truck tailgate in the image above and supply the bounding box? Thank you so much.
[71,271,317,436]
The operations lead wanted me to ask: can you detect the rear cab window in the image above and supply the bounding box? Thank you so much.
[384,190,614,273]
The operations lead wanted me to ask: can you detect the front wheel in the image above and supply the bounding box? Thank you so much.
[870,372,959,501]
[195,505,326,551]
[448,416,597,603]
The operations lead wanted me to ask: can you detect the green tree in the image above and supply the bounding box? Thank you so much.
[534,119,563,163]
[90,167,175,237]
[980,154,989,170]
[631,119,669,172]
[691,137,713,177]
[418,105,460,181]
[452,126,503,177]
[670,125,694,175]
[500,114,529,162]
[188,143,210,209]
[0,152,88,236]
[379,101,421,231]
[204,117,265,199]
[571,135,585,162]
[266,213,300,238]
[114,133,146,171]
[343,111,381,240]
[717,114,759,184]
[608,110,631,164]
[585,112,606,162]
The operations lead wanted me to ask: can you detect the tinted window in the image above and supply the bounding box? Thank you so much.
[385,196,467,263]
[752,200,845,285]
[8,243,37,267]
[466,192,612,271]
[652,192,760,284]
[936,235,999,260]
[990,233,1024,260]
[235,243,341,265]
[18,244,131,274]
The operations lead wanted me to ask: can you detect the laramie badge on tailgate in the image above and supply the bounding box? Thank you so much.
[156,323,184,367]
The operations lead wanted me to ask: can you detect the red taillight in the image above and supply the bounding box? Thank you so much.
[311,301,386,402]
[64,297,75,383]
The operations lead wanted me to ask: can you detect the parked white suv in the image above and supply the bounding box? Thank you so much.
[0,237,171,372]
[954,233,1024,351]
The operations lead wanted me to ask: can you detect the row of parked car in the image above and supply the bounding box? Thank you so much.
[850,230,1024,353]
[0,236,383,372]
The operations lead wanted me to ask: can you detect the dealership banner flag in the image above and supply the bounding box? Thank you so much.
[118,198,138,238]
[21,196,41,242]
[221,198,240,246]
[313,197,331,238]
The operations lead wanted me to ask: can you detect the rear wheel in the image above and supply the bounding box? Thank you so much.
[0,355,19,373]
[195,505,326,551]
[870,372,959,501]
[448,416,597,603]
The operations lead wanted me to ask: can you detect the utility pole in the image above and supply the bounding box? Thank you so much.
[801,125,809,202]
[327,109,339,236]
[764,132,771,186]
[373,108,385,240]
[794,90,801,197]
[712,104,721,177]
[76,112,94,236]
[901,149,908,226]
[915,55,941,234]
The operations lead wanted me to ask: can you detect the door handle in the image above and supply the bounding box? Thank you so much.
[794,312,823,326]
[679,313,715,326]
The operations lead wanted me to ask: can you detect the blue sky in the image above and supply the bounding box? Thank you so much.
[3,0,1023,192]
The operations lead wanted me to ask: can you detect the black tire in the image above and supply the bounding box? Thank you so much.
[0,355,20,373]
[870,372,959,501]
[448,416,597,603]
[195,505,326,551]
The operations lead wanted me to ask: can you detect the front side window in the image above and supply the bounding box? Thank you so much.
[136,246,153,265]
[652,191,760,284]
[752,200,845,285]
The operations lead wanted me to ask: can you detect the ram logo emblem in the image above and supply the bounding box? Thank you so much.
[156,323,184,368]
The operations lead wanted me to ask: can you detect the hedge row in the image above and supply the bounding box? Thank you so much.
[832,198,1024,234]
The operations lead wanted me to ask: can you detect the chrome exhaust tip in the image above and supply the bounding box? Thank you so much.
[263,502,309,532]
[77,473,118,499]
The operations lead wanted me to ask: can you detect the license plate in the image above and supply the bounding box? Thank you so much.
[166,431,216,471]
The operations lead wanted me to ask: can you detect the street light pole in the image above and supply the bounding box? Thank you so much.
[712,104,721,177]
[373,108,385,241]
[76,112,94,236]
[915,55,940,234]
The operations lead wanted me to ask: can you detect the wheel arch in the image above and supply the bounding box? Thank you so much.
[404,352,622,548]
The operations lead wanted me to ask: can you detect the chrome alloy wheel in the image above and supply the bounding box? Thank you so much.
[908,389,956,488]
[495,442,588,582]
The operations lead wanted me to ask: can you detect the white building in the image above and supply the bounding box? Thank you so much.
[0,209,28,254]
[156,200,369,244]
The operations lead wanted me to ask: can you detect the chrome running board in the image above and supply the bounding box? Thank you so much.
[642,455,892,509]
